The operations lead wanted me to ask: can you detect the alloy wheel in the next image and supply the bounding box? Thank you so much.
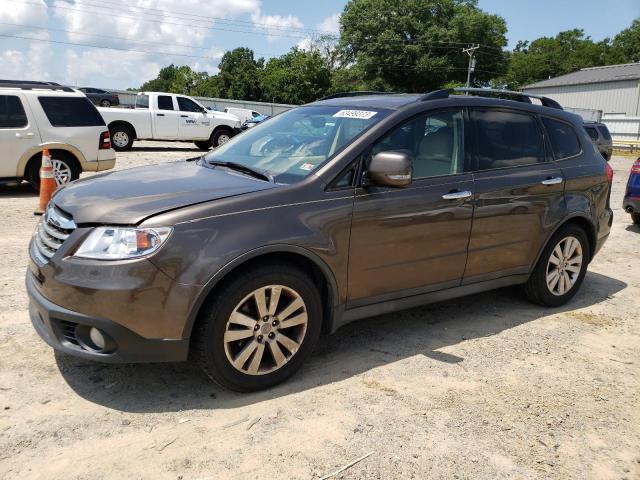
[51,159,72,186]
[546,236,583,296]
[223,285,308,375]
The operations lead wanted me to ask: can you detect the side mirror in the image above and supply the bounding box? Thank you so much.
[202,108,208,114]
[367,150,412,188]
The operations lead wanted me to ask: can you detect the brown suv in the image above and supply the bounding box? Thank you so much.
[27,88,613,391]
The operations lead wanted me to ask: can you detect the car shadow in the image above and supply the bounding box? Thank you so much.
[129,146,203,153]
[625,223,640,233]
[55,271,626,413]
[0,182,37,198]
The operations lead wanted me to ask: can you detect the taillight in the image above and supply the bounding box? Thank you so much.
[604,161,613,183]
[99,130,111,150]
[631,157,640,174]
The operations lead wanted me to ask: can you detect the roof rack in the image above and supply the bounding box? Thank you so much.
[419,87,563,110]
[318,91,397,101]
[0,80,74,92]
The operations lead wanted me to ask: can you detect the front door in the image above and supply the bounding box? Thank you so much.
[177,96,211,139]
[347,109,474,307]
[463,108,566,284]
[0,93,40,178]
[154,95,180,139]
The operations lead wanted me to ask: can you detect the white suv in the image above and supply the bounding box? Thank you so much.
[0,81,116,189]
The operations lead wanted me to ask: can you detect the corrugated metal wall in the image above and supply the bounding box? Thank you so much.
[112,90,294,116]
[523,80,640,116]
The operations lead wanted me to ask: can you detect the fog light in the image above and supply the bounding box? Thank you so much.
[89,327,106,350]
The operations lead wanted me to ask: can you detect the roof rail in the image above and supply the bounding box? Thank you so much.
[418,87,563,110]
[0,80,74,92]
[318,91,397,101]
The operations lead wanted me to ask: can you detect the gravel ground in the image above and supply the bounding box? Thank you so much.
[0,142,638,480]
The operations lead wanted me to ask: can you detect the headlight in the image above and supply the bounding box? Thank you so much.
[74,227,172,260]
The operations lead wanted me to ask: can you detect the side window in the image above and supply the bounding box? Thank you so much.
[0,95,28,128]
[597,125,611,141]
[471,109,544,170]
[252,111,260,118]
[371,110,464,179]
[585,126,599,141]
[135,95,149,109]
[177,97,203,112]
[542,117,581,160]
[157,95,174,110]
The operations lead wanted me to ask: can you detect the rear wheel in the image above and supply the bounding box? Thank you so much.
[191,262,322,392]
[26,151,80,191]
[632,212,640,224]
[100,99,111,107]
[109,124,134,151]
[524,224,589,307]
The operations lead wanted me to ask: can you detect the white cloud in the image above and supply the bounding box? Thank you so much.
[0,41,54,81]
[0,0,48,37]
[251,9,304,42]
[317,13,340,35]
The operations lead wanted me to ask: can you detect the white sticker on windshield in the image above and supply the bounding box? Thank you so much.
[333,110,377,120]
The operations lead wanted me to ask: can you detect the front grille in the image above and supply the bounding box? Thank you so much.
[33,205,76,263]
[59,320,80,346]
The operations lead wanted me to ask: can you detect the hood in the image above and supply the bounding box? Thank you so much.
[209,111,241,123]
[53,161,276,225]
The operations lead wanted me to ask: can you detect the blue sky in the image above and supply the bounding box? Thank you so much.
[1,0,638,89]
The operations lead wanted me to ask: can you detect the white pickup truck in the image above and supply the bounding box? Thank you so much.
[98,92,242,151]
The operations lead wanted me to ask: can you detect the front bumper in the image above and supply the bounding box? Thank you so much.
[27,271,189,363]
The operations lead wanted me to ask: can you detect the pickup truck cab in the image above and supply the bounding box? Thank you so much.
[99,92,242,151]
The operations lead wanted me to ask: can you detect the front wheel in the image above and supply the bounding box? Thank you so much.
[524,225,589,307]
[191,263,322,392]
[211,128,233,148]
[632,212,640,224]
[100,99,111,107]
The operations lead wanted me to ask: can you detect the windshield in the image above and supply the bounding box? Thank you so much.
[203,105,389,184]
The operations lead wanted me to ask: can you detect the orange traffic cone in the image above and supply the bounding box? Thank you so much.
[34,148,56,216]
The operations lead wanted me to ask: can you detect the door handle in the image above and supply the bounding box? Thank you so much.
[541,177,563,185]
[156,113,165,116]
[180,115,188,118]
[442,190,472,200]
[15,132,35,138]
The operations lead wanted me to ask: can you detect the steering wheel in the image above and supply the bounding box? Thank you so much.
[259,135,301,155]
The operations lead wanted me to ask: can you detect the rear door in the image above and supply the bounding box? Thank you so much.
[153,95,180,138]
[347,109,474,306]
[0,93,40,177]
[177,96,210,140]
[463,108,566,284]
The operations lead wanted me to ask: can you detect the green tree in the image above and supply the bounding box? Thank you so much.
[608,18,640,63]
[339,0,508,92]
[138,64,208,95]
[503,29,609,89]
[261,48,331,104]
[216,47,264,101]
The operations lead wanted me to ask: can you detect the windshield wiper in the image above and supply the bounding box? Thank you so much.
[207,160,274,183]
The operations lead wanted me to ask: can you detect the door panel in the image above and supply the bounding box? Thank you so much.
[463,108,566,283]
[154,95,179,138]
[348,175,474,306]
[0,93,40,178]
[347,108,473,307]
[177,96,210,139]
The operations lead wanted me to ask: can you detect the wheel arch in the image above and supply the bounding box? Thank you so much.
[183,245,339,340]
[23,148,82,178]
[17,143,86,178]
[108,120,137,139]
[531,214,597,272]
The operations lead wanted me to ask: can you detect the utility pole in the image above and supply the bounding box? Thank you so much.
[462,44,480,90]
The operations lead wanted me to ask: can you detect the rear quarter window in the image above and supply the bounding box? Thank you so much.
[542,117,581,160]
[597,125,612,141]
[585,126,599,141]
[38,96,105,127]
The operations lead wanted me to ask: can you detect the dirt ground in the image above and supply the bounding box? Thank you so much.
[1,142,638,480]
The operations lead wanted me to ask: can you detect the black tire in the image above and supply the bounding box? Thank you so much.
[109,124,134,151]
[194,140,211,151]
[191,262,322,392]
[632,212,640,225]
[100,99,111,107]
[26,151,80,191]
[211,128,233,148]
[524,224,589,307]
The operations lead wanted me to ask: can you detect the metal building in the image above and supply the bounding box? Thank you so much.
[522,63,640,140]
